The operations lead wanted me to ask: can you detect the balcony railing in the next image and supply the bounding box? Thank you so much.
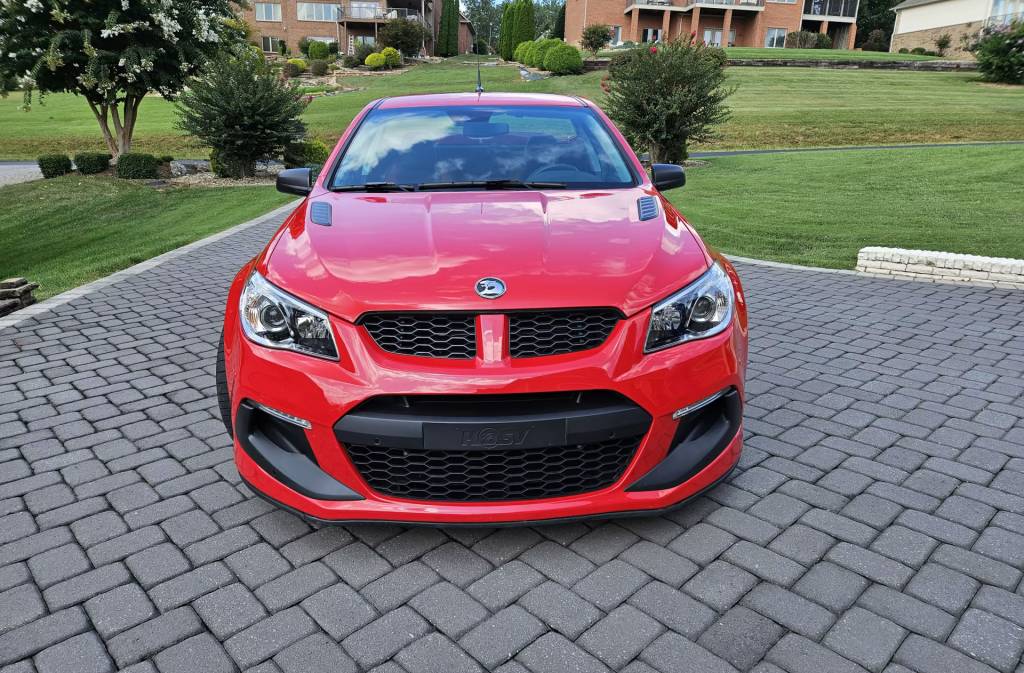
[338,4,422,20]
[627,0,765,8]
[802,0,857,17]
[984,11,1023,25]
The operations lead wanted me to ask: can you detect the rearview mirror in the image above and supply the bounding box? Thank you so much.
[651,164,685,192]
[277,167,312,196]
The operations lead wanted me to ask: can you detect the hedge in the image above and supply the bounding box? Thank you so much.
[115,153,159,179]
[73,152,111,175]
[543,43,583,75]
[37,154,72,179]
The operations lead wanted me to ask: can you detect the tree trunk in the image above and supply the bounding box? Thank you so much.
[84,94,140,163]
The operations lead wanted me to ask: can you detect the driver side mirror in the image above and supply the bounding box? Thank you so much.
[651,164,685,192]
[277,167,313,196]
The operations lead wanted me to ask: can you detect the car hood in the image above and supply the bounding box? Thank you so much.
[263,189,710,323]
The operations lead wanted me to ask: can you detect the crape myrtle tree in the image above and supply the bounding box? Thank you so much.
[437,0,461,56]
[175,48,306,178]
[0,0,243,161]
[603,40,733,162]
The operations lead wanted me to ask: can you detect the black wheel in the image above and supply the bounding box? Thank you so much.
[216,332,234,439]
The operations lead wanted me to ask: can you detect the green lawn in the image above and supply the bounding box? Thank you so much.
[599,47,939,61]
[0,177,292,299]
[3,57,1022,159]
[671,145,1024,269]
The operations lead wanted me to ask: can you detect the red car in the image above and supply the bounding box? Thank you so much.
[219,92,748,525]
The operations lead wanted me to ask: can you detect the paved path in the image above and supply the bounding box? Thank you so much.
[0,162,41,187]
[1,208,1023,673]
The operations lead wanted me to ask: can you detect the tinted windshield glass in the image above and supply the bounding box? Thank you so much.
[330,105,636,190]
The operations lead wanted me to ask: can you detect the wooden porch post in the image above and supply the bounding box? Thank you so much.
[661,9,671,40]
[630,8,640,41]
[689,6,701,38]
[819,19,829,33]
[722,8,733,46]
[846,22,857,48]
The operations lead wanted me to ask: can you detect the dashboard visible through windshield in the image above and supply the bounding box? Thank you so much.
[329,105,638,192]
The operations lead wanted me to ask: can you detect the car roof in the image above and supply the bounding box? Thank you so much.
[376,92,588,109]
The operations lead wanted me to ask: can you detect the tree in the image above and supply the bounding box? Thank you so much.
[855,0,901,48]
[533,0,563,37]
[379,17,430,56]
[860,28,888,51]
[176,49,306,178]
[499,2,518,60]
[0,0,241,161]
[581,24,613,54]
[512,0,536,51]
[437,0,461,56]
[604,41,733,162]
[552,4,566,39]
[464,0,503,53]
[934,33,952,56]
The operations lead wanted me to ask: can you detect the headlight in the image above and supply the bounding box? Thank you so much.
[645,262,734,353]
[240,272,339,360]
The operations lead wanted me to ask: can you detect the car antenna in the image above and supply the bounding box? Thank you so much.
[475,51,484,94]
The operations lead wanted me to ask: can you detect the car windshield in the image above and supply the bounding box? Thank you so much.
[329,105,637,191]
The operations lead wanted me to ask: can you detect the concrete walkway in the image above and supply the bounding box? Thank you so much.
[0,161,41,187]
[1,207,1023,673]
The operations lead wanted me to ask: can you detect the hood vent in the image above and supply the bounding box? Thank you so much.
[309,201,332,226]
[637,196,659,221]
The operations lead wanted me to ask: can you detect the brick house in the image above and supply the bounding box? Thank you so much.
[890,0,1022,58]
[242,1,476,57]
[566,0,860,50]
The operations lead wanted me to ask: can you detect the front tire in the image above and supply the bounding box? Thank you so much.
[216,332,233,438]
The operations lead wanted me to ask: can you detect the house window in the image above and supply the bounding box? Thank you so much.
[641,28,663,42]
[765,27,787,47]
[255,3,282,21]
[297,2,341,21]
[703,28,735,46]
[612,26,622,44]
[768,0,796,4]
[261,35,282,52]
[347,2,381,18]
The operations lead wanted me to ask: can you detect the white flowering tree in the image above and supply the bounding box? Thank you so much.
[0,0,243,160]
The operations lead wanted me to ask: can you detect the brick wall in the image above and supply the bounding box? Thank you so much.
[891,21,979,58]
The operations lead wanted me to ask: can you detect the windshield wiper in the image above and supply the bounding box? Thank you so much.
[414,180,567,191]
[332,182,414,192]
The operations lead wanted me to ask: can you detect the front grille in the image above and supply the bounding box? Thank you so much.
[361,313,476,359]
[345,434,643,502]
[509,309,620,358]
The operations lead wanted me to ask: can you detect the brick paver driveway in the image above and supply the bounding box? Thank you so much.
[2,208,1023,673]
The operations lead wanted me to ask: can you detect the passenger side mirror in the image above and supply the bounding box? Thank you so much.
[277,167,313,196]
[651,163,685,192]
[638,152,652,167]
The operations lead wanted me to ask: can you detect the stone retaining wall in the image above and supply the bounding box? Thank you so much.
[856,247,1024,289]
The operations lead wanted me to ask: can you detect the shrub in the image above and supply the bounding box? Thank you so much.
[287,58,307,72]
[37,153,72,179]
[354,42,377,64]
[785,30,819,49]
[514,40,532,63]
[910,46,926,54]
[381,46,402,67]
[115,153,159,179]
[581,23,613,55]
[175,49,306,178]
[283,138,331,168]
[342,54,361,67]
[73,151,110,175]
[379,17,430,56]
[861,29,888,52]
[533,38,563,69]
[815,33,832,49]
[308,41,329,61]
[298,37,312,56]
[510,0,536,55]
[499,2,517,60]
[365,52,386,69]
[327,41,339,56]
[437,0,460,56]
[604,41,732,162]
[898,47,909,53]
[543,42,583,74]
[934,32,952,56]
[282,62,301,78]
[158,154,174,164]
[309,59,328,76]
[969,21,1024,83]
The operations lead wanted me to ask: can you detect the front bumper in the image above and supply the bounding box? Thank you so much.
[225,282,747,525]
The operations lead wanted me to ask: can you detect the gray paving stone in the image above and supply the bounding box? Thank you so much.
[274,633,358,673]
[906,563,980,615]
[642,632,739,673]
[742,582,835,640]
[684,560,758,612]
[697,606,784,671]
[823,607,907,673]
[948,609,1024,673]
[518,580,602,639]
[254,561,335,611]
[574,559,649,611]
[620,540,698,587]
[42,562,131,610]
[629,581,718,638]
[669,523,737,565]
[517,632,611,673]
[84,583,156,639]
[153,633,235,673]
[106,607,203,668]
[362,562,440,612]
[894,634,1000,673]
[342,606,429,669]
[459,605,545,670]
[721,540,805,586]
[793,561,869,612]
[395,633,481,673]
[148,561,233,611]
[0,584,46,635]
[193,583,268,640]
[826,542,914,589]
[856,585,957,640]
[577,605,662,669]
[767,523,836,566]
[125,542,190,589]
[34,632,113,673]
[869,525,938,568]
[468,560,544,612]
[300,583,378,641]
[0,607,90,665]
[224,606,317,670]
[767,633,869,673]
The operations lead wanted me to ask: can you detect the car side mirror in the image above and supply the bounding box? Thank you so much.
[651,163,685,191]
[638,152,652,167]
[277,167,313,196]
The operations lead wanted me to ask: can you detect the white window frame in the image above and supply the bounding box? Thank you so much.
[764,27,787,47]
[297,2,341,21]
[255,3,282,21]
[641,27,663,42]
[261,35,282,52]
[348,2,381,19]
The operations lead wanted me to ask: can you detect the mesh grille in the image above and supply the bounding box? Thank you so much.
[344,434,642,502]
[361,313,476,359]
[509,310,620,358]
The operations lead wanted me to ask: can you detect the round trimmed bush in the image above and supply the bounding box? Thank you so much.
[287,58,307,72]
[282,62,301,78]
[530,38,562,69]
[73,152,110,175]
[283,138,330,168]
[365,52,386,70]
[543,43,583,75]
[514,40,532,63]
[381,46,401,67]
[115,153,159,179]
[309,59,328,76]
[37,153,72,179]
[308,41,329,61]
